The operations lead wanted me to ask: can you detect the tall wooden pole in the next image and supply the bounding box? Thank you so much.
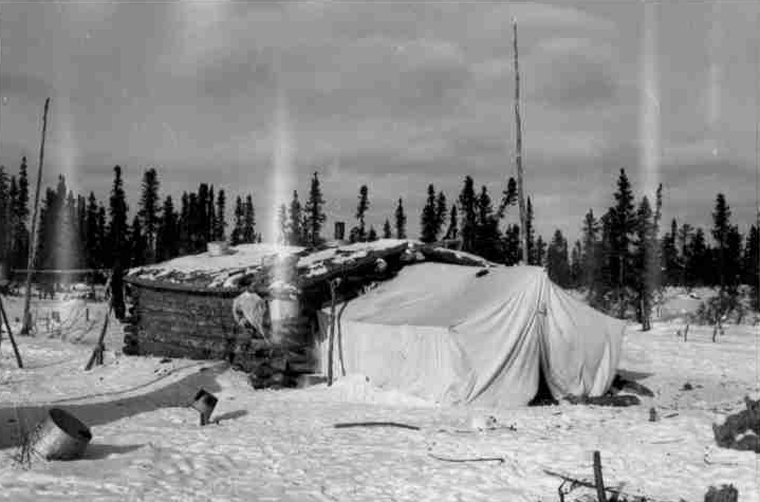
[513,20,528,265]
[21,97,50,335]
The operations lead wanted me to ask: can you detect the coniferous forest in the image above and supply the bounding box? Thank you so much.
[0,157,757,319]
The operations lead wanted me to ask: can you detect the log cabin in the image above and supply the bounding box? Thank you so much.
[122,239,489,387]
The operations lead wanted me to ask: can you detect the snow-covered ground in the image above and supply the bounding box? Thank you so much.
[0,293,757,501]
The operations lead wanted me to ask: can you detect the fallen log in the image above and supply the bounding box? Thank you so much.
[428,453,504,464]
[334,421,420,431]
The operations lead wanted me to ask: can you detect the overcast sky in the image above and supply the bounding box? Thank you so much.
[1,0,758,242]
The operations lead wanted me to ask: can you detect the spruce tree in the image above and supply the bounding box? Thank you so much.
[420,184,438,243]
[8,177,18,260]
[208,185,216,244]
[188,192,200,252]
[497,176,517,219]
[243,195,256,243]
[231,196,244,246]
[129,215,147,267]
[570,240,582,288]
[677,222,693,287]
[475,185,501,261]
[13,156,30,269]
[725,225,743,292]
[0,166,8,268]
[137,168,160,263]
[394,197,407,239]
[367,226,378,242]
[84,192,100,268]
[304,172,326,247]
[634,196,657,330]
[77,195,87,265]
[156,196,179,261]
[711,193,732,291]
[196,184,209,249]
[96,203,108,267]
[288,190,303,246]
[503,224,521,266]
[458,176,477,252]
[534,235,546,267]
[662,218,679,286]
[434,191,447,240]
[382,219,392,239]
[525,197,535,264]
[744,225,759,310]
[595,211,616,310]
[178,192,190,253]
[611,168,636,316]
[214,189,226,242]
[581,209,600,297]
[686,228,711,287]
[108,166,128,319]
[444,204,458,240]
[546,229,571,288]
[356,185,369,241]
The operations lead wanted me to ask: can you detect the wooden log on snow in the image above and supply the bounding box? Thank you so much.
[592,451,606,502]
[27,408,92,461]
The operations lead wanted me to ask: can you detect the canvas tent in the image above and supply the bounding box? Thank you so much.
[318,263,625,407]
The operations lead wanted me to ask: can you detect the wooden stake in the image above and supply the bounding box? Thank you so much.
[337,300,348,377]
[21,97,51,335]
[592,451,607,502]
[0,295,23,368]
[513,20,528,265]
[327,279,337,386]
[84,303,112,370]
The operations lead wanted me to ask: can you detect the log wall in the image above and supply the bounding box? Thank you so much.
[122,282,317,378]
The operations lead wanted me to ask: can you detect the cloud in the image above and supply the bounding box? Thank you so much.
[527,38,619,108]
[0,72,53,102]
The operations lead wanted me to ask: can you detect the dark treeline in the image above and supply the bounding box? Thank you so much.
[0,161,262,275]
[404,168,756,321]
[1,157,757,319]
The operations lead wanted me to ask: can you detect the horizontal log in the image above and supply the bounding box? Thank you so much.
[135,339,217,360]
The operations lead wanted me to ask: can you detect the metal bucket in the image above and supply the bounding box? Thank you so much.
[29,408,92,461]
[190,389,218,426]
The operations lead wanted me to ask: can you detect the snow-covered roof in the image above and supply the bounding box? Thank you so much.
[126,243,306,289]
[125,239,492,292]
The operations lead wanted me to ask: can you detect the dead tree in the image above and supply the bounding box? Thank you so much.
[21,97,51,335]
[512,20,528,265]
[0,295,23,368]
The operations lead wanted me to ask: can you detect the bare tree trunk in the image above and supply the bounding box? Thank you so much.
[512,21,528,265]
[21,97,50,335]
[0,295,23,368]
